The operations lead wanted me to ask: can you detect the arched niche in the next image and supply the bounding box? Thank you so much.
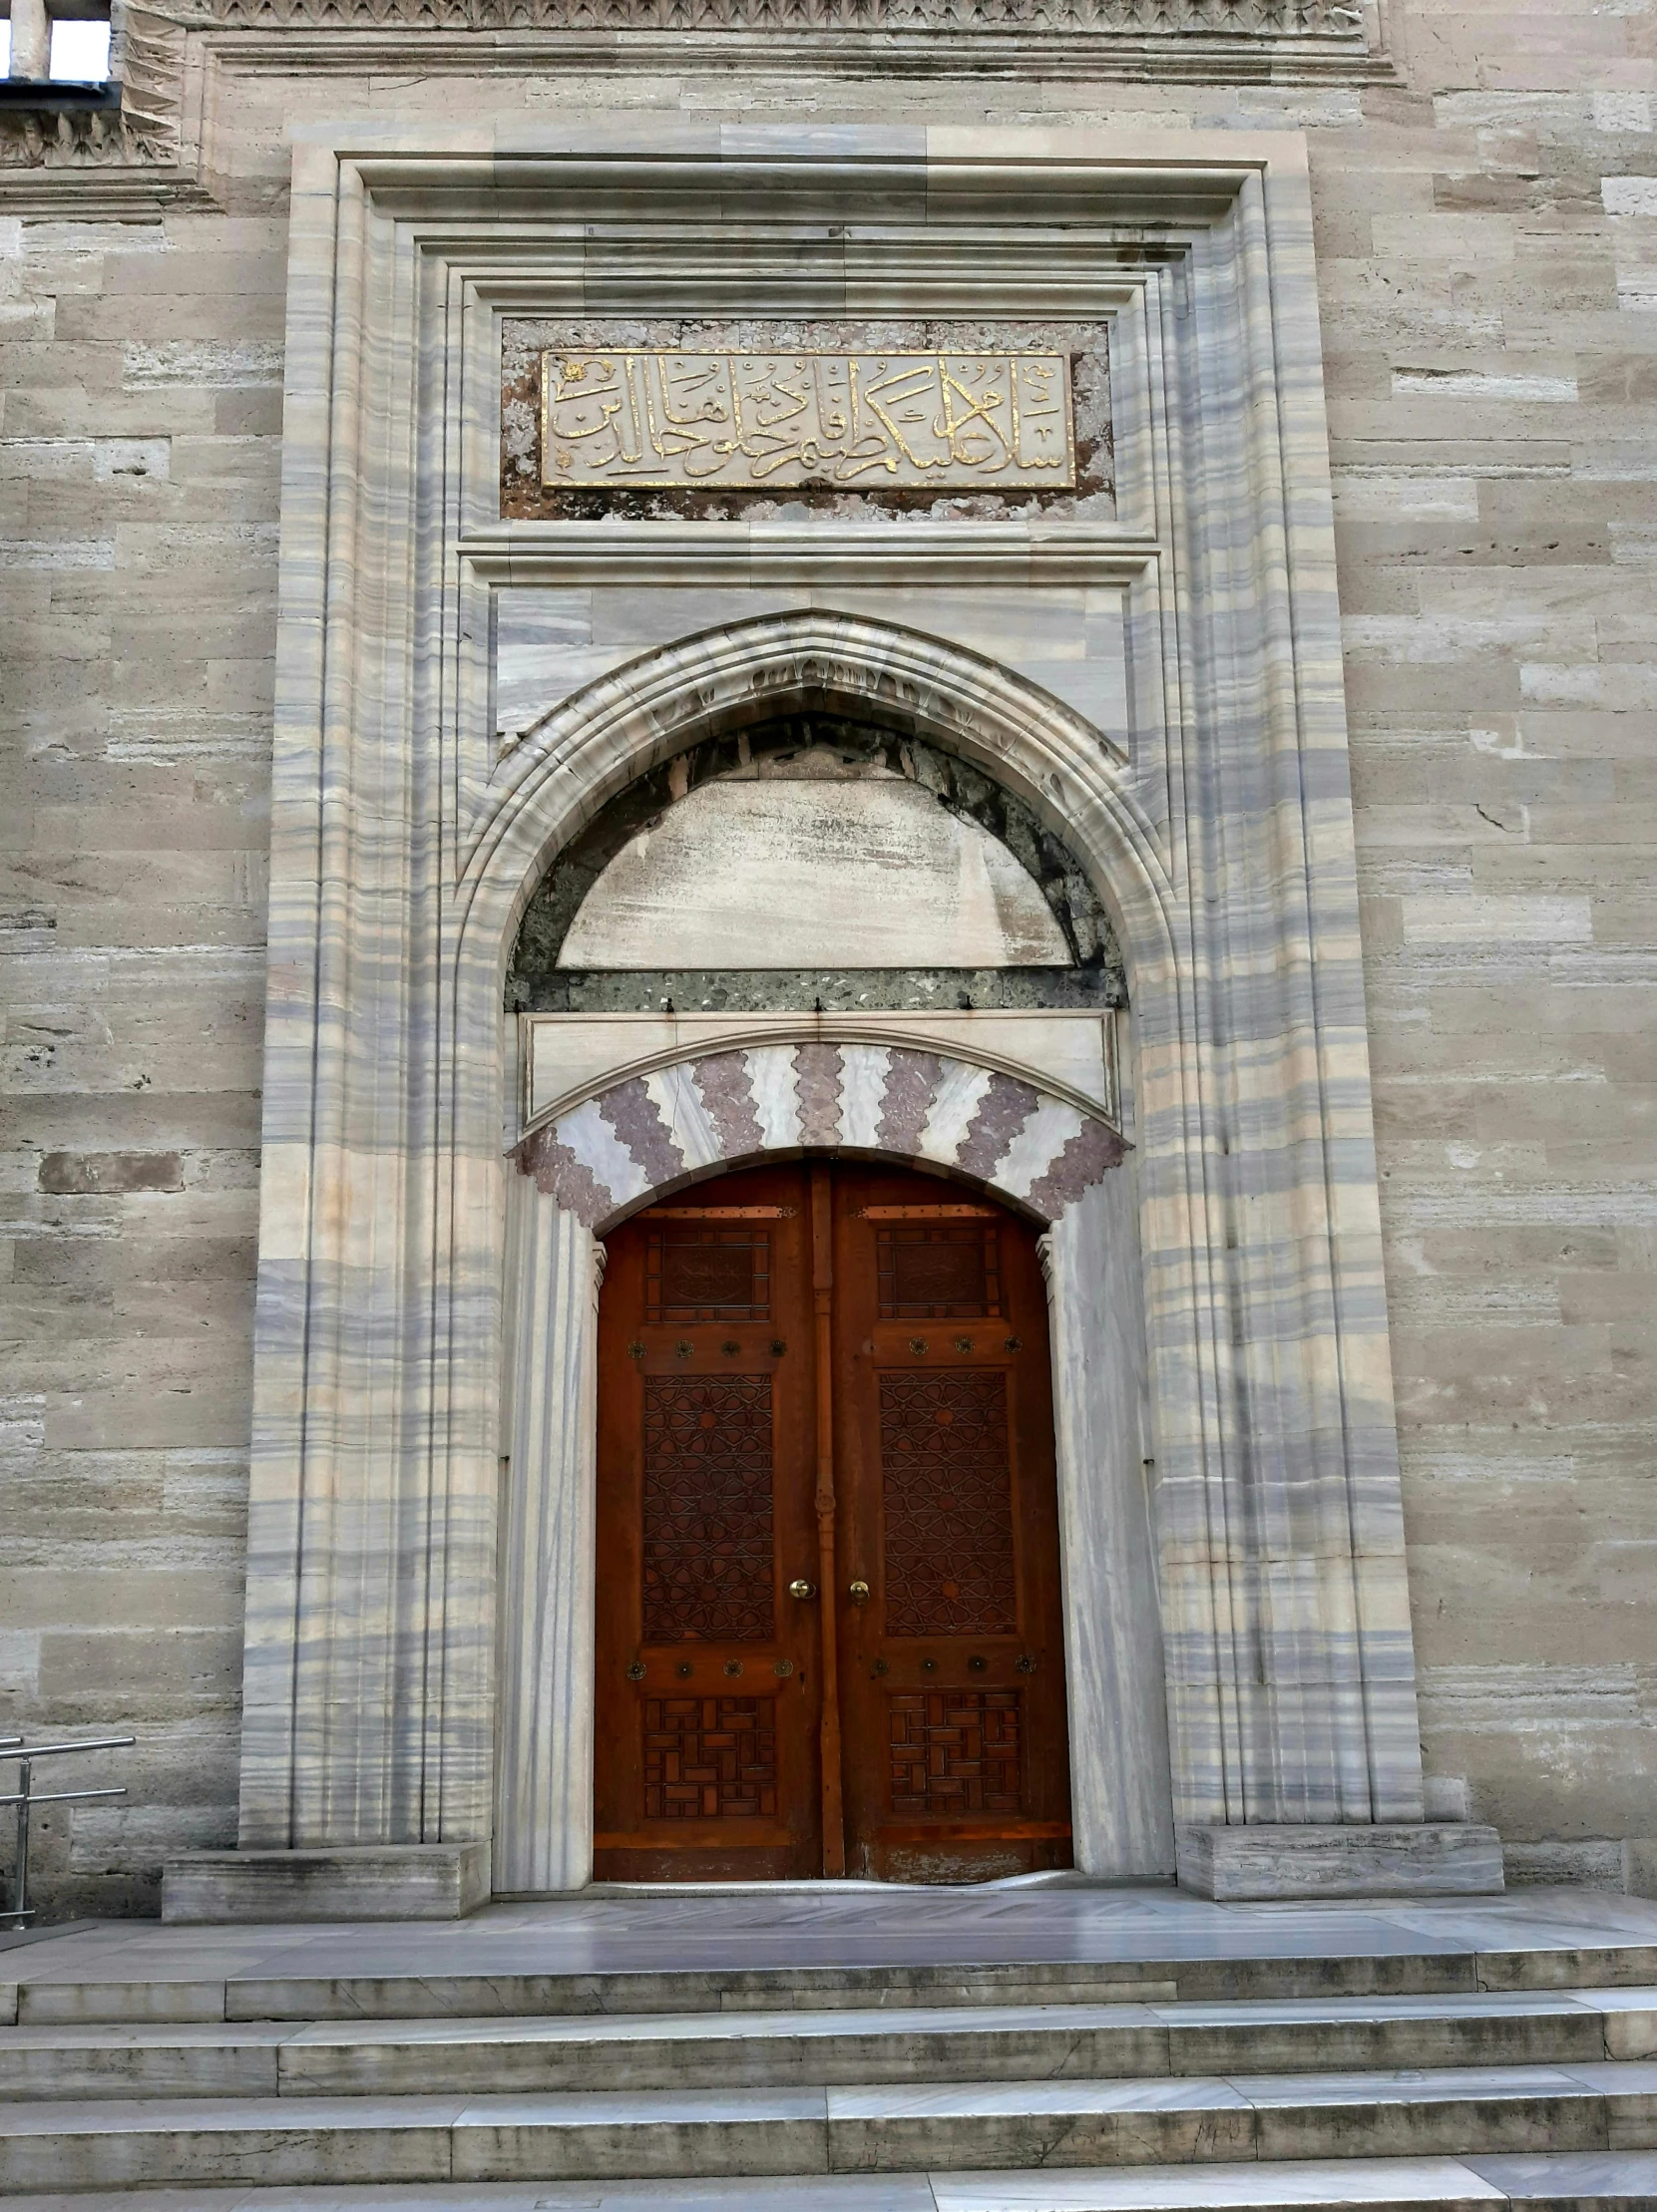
[506,709,1124,1018]
[244,600,1421,1897]
[494,704,1167,1891]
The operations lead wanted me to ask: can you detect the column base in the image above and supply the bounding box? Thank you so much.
[162,1843,491,1924]
[1176,1823,1504,1901]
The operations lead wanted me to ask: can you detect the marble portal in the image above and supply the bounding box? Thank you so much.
[175,126,1497,1920]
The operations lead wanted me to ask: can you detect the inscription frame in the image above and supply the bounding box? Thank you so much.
[501,314,1112,524]
[538,347,1077,494]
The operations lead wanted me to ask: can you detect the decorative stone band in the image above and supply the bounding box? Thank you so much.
[514,1041,1126,1229]
[173,0,1360,33]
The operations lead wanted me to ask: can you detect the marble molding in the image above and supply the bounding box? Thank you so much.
[238,127,1433,1914]
[495,1200,604,1896]
[523,1012,1121,1134]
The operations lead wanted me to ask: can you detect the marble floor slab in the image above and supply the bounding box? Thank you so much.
[14,2150,1657,2209]
[927,2166,1507,2208]
[1467,2147,1657,2195]
[7,1888,1657,1993]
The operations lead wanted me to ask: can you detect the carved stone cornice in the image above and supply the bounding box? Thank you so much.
[0,0,1377,196]
[0,0,195,204]
[183,0,1361,31]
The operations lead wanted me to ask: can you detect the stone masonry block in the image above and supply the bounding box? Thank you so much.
[37,1151,184,1194]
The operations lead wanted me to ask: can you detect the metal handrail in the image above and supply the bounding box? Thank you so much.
[1,1734,135,1929]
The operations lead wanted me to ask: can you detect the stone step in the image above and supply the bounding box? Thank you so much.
[2,2060,1657,2191]
[10,1941,1657,2026]
[7,2156,1657,2211]
[1,1987,1656,2101]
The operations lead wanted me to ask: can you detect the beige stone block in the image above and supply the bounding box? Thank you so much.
[212,388,283,437]
[37,1151,184,1195]
[1395,1353,1652,1434]
[1371,211,1519,260]
[0,1324,251,1401]
[105,252,286,298]
[1400,891,1593,941]
[44,1380,252,1451]
[38,1629,243,1711]
[0,1089,261,1153]
[11,1233,253,1290]
[0,1568,239,1633]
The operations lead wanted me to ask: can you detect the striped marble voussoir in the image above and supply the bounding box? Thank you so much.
[514,1042,1127,1229]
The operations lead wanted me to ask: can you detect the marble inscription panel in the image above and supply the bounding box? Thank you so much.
[501,318,1112,522]
[540,349,1075,491]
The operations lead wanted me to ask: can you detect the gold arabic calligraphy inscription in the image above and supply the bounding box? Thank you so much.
[540,350,1075,492]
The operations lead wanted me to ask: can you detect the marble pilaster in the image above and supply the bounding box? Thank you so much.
[1041,1168,1175,1879]
[494,1186,602,1896]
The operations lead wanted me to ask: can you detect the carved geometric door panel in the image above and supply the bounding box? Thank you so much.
[877,1370,1019,1639]
[594,1163,822,1881]
[593,1156,1070,1883]
[835,1165,1072,1882]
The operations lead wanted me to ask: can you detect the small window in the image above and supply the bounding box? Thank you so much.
[2,1,113,85]
[49,17,110,80]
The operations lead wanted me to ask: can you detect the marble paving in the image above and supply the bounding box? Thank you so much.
[5,2151,1657,2207]
[6,1884,1657,1990]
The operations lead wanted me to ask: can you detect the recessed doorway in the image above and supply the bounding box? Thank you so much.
[593,1158,1073,1883]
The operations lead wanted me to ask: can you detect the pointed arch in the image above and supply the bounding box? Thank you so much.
[456,609,1183,1041]
[515,1039,1127,1233]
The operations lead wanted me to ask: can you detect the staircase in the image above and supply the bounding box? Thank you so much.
[5,1926,1657,2204]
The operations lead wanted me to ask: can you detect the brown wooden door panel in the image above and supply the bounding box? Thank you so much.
[594,1165,823,1881]
[591,1158,1071,1883]
[832,1166,1073,1883]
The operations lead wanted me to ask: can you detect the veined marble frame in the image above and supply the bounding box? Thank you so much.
[243,123,1426,1895]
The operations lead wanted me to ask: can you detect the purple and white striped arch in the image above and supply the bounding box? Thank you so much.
[514,1040,1127,1231]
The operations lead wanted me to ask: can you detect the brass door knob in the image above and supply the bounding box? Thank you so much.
[847,1580,871,1605]
[788,1578,817,1601]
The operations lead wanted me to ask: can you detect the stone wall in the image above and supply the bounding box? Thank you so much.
[2,2,1653,1909]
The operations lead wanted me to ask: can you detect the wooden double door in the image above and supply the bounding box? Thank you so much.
[594,1160,1072,1882]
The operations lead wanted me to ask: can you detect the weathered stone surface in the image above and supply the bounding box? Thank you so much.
[37,1151,183,1194]
[1177,1824,1507,1902]
[0,0,1651,1916]
[162,1844,492,1923]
